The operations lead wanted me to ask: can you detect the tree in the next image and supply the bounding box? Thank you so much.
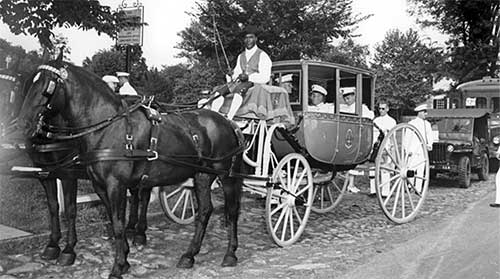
[178,0,369,64]
[372,29,445,112]
[408,0,500,82]
[319,39,370,68]
[0,38,43,78]
[0,0,134,49]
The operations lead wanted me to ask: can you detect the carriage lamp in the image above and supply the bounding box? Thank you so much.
[493,136,500,145]
[447,144,455,152]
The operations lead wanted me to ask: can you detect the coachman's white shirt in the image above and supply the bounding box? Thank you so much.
[232,45,272,84]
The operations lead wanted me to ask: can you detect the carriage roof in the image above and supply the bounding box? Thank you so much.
[272,60,376,76]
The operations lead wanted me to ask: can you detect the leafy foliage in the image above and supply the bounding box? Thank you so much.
[0,38,43,79]
[408,0,500,82]
[372,29,445,111]
[178,0,369,64]
[319,39,370,68]
[0,0,135,49]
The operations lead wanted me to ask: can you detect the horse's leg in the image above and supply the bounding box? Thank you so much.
[92,183,115,239]
[59,178,78,265]
[220,175,242,267]
[126,188,139,237]
[39,179,61,260]
[177,173,214,268]
[105,179,130,279]
[133,187,152,246]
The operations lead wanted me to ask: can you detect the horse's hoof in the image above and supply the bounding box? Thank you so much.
[132,234,147,246]
[122,261,131,274]
[58,252,76,266]
[221,255,238,267]
[176,256,194,268]
[108,274,123,279]
[41,246,60,260]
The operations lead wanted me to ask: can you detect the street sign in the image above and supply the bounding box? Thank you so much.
[117,6,144,46]
[465,97,476,107]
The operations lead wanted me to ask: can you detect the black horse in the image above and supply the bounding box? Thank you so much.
[18,56,244,278]
[1,65,157,266]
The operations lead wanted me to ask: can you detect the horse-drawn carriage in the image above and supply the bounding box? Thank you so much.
[1,58,430,278]
[158,60,431,246]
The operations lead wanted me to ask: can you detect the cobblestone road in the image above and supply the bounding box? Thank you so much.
[0,173,496,279]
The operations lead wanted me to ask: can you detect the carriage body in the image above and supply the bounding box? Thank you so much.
[269,60,375,166]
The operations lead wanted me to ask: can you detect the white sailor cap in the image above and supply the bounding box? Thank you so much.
[311,84,327,96]
[414,103,428,112]
[340,87,356,96]
[280,74,293,83]
[102,75,119,83]
[116,72,130,77]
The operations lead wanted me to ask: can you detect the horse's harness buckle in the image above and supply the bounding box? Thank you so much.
[147,150,158,161]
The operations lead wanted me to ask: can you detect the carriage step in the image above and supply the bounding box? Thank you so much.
[0,224,32,240]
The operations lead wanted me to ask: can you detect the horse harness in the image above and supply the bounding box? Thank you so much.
[31,64,246,182]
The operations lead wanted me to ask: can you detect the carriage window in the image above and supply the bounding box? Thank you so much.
[476,97,487,108]
[272,71,301,105]
[338,70,357,115]
[491,97,500,113]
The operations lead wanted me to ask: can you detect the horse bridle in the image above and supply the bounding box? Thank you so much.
[30,64,68,136]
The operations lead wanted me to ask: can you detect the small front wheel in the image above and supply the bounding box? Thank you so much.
[266,153,313,246]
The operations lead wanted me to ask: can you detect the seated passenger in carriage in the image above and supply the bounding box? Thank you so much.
[339,87,374,119]
[307,84,335,113]
[116,72,138,96]
[102,75,119,93]
[205,25,272,120]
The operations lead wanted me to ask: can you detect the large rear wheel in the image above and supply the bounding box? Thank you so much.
[266,153,313,246]
[375,123,429,224]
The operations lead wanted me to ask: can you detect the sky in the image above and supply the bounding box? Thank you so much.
[0,0,448,68]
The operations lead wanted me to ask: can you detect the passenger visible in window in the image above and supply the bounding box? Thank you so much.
[308,84,334,113]
[339,87,374,119]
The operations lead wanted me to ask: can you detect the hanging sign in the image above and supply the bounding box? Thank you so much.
[117,6,144,46]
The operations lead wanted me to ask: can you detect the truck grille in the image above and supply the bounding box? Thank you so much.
[429,142,447,163]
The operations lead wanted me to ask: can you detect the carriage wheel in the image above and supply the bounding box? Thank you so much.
[158,179,221,225]
[375,123,429,224]
[159,183,196,224]
[265,153,313,246]
[311,171,348,213]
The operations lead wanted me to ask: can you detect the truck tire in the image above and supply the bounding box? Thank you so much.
[477,153,489,181]
[458,156,471,188]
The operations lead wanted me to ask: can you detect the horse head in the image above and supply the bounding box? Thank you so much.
[18,56,121,138]
[17,56,70,137]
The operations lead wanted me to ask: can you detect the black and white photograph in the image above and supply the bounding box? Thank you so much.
[0,0,499,278]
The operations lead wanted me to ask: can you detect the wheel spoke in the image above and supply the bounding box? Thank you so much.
[288,207,295,240]
[189,190,196,217]
[181,190,190,220]
[171,188,187,213]
[378,173,400,189]
[383,177,401,207]
[380,165,398,173]
[280,207,290,241]
[408,159,427,170]
[272,205,287,234]
[291,159,300,192]
[391,132,402,164]
[293,206,303,226]
[406,179,422,197]
[404,180,416,211]
[270,199,287,215]
[391,180,402,217]
[292,168,308,193]
[166,185,184,199]
[401,181,405,218]
[295,184,310,197]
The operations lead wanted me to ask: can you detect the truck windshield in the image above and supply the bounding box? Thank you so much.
[433,118,473,140]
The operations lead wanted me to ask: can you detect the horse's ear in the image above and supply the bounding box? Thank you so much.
[56,47,65,63]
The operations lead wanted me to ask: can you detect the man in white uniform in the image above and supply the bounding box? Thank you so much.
[102,75,119,93]
[407,103,434,192]
[339,87,374,119]
[370,101,397,196]
[116,72,138,96]
[308,84,334,113]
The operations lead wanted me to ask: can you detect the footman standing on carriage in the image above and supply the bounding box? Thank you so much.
[210,25,272,120]
[116,72,138,95]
